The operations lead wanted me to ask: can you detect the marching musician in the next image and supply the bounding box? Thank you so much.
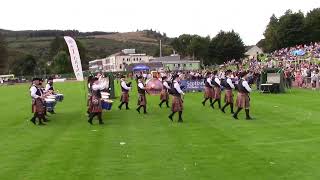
[233,71,253,120]
[221,70,235,114]
[136,76,148,114]
[168,74,185,123]
[44,77,56,114]
[87,75,94,115]
[211,70,222,109]
[88,77,107,125]
[30,78,46,125]
[118,76,131,110]
[202,72,214,108]
[159,76,170,108]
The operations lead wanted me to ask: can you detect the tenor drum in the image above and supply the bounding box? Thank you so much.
[55,94,64,102]
[45,99,56,111]
[101,99,113,110]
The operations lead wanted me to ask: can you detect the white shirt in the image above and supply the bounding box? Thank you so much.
[163,81,170,89]
[173,81,184,95]
[121,81,131,90]
[30,85,41,99]
[206,78,213,87]
[214,77,221,86]
[45,84,52,92]
[92,81,107,91]
[138,82,145,89]
[242,79,252,93]
[227,78,235,89]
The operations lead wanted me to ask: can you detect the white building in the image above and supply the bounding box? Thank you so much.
[89,49,153,72]
[245,45,263,59]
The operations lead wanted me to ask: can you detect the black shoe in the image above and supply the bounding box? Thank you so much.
[39,122,46,126]
[88,120,93,125]
[233,114,238,120]
[126,108,130,110]
[136,108,140,114]
[43,119,50,122]
[159,104,162,108]
[144,112,147,114]
[202,102,205,106]
[118,106,121,110]
[231,111,235,114]
[49,111,56,114]
[210,104,214,109]
[246,117,253,120]
[30,118,36,125]
[178,120,183,123]
[168,115,173,121]
[221,109,226,113]
[99,121,104,125]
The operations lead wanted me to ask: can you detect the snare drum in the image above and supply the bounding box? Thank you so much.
[45,99,56,111]
[55,94,64,102]
[101,99,113,110]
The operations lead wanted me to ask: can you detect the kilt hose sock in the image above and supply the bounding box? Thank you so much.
[222,103,234,114]
[211,99,221,109]
[159,100,169,108]
[88,112,104,125]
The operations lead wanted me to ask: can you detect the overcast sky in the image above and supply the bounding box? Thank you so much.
[1,0,319,45]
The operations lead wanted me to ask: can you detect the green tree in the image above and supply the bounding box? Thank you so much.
[208,30,246,65]
[188,35,210,64]
[52,51,71,74]
[10,55,37,76]
[0,33,8,74]
[305,8,320,42]
[263,14,280,52]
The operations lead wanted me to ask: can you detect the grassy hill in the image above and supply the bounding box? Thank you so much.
[1,29,173,71]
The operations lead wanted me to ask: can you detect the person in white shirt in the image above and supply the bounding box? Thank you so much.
[168,74,185,123]
[159,76,171,108]
[118,76,131,110]
[88,77,107,125]
[202,72,214,108]
[136,76,148,114]
[221,70,235,114]
[211,70,222,109]
[233,71,253,120]
[29,77,46,125]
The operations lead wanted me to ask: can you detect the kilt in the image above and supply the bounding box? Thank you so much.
[172,96,183,112]
[236,92,250,109]
[204,87,214,99]
[32,98,45,114]
[138,93,147,106]
[160,90,169,101]
[214,87,221,99]
[120,92,129,103]
[224,89,234,103]
[89,96,102,113]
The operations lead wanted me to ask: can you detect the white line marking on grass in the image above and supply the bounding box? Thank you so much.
[91,130,97,132]
[252,137,320,146]
[120,142,126,145]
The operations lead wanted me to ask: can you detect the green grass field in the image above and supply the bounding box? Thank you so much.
[1,82,320,180]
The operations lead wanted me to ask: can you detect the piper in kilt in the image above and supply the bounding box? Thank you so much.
[202,72,214,108]
[211,70,222,109]
[168,74,185,123]
[136,76,148,114]
[159,76,170,108]
[233,71,253,120]
[221,70,235,114]
[88,77,107,125]
[30,78,46,125]
[118,76,131,110]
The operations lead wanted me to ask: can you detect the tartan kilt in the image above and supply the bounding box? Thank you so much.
[32,99,45,114]
[171,96,183,112]
[236,92,250,109]
[89,96,102,113]
[224,89,234,103]
[214,87,221,99]
[120,92,129,103]
[160,90,169,101]
[204,87,214,99]
[138,94,147,106]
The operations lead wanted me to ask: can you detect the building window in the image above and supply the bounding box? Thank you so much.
[140,58,142,61]
[189,64,192,66]
[178,64,180,67]
[123,58,125,61]
[120,64,122,69]
[184,64,186,67]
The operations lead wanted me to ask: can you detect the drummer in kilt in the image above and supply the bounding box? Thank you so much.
[211,70,222,109]
[44,77,56,114]
[118,76,131,110]
[168,74,185,123]
[30,78,46,125]
[202,72,214,108]
[221,70,235,114]
[88,77,107,125]
[159,76,170,108]
[233,71,253,120]
[136,76,148,114]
